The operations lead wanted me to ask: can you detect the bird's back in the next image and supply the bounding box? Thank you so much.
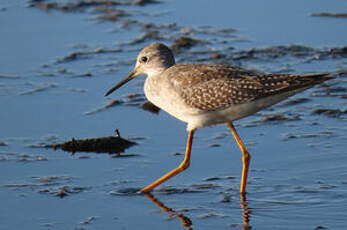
[166,63,332,112]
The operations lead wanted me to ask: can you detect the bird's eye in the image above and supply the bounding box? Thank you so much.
[141,56,148,63]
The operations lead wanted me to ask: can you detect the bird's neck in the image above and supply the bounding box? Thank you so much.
[146,67,168,79]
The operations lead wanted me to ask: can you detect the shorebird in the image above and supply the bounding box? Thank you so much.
[105,42,332,194]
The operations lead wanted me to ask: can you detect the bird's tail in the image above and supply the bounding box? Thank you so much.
[298,73,334,85]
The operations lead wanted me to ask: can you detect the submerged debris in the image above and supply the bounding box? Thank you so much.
[208,143,222,148]
[190,183,220,190]
[84,99,122,115]
[97,9,129,22]
[38,185,90,198]
[4,174,84,198]
[231,44,347,62]
[132,0,162,6]
[312,12,347,18]
[55,48,122,64]
[157,187,202,195]
[278,98,311,107]
[29,0,161,13]
[171,36,203,52]
[203,176,222,181]
[281,130,335,141]
[79,216,100,225]
[326,46,347,57]
[261,114,301,122]
[312,108,347,117]
[44,130,136,154]
[56,186,69,198]
[0,74,22,79]
[247,113,301,126]
[232,44,317,60]
[19,83,58,96]
[124,30,161,45]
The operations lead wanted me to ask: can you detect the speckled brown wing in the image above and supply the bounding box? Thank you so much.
[168,63,331,111]
[168,63,262,111]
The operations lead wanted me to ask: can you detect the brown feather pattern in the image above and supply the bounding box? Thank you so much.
[167,63,331,111]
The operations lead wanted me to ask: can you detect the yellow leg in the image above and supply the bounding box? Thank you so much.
[140,130,195,193]
[227,122,251,194]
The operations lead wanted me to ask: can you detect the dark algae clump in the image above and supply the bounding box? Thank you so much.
[44,131,136,154]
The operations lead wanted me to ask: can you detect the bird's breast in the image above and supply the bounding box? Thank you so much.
[144,76,201,124]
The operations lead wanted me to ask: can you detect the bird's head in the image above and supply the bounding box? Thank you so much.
[105,43,175,96]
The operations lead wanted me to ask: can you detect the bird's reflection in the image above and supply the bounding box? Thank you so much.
[240,193,251,230]
[144,192,193,229]
[144,192,251,230]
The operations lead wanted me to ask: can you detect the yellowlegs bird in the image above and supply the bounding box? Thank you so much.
[105,42,332,194]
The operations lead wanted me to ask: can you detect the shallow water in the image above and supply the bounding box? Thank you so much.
[1,0,347,229]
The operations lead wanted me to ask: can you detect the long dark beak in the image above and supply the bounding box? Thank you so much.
[105,70,137,97]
